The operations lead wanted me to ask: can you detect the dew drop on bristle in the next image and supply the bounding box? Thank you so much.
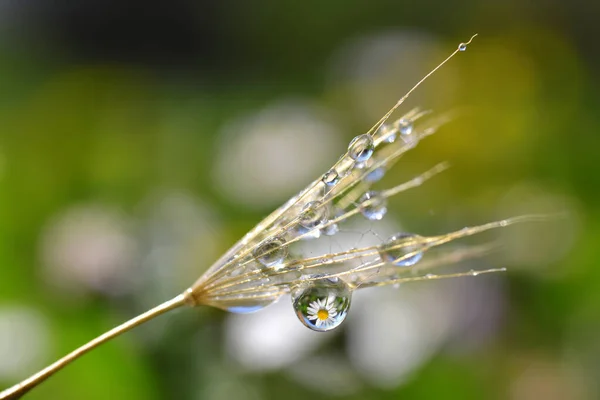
[292,277,352,332]
[359,191,387,221]
[299,201,328,229]
[379,232,424,267]
[322,169,340,186]
[458,43,467,51]
[253,237,288,269]
[397,119,413,136]
[378,123,396,143]
[348,134,374,162]
[227,303,273,314]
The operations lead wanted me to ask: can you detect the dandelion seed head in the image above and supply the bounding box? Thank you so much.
[183,35,548,333]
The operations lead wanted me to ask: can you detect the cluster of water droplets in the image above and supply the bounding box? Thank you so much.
[188,37,515,332]
[207,114,429,329]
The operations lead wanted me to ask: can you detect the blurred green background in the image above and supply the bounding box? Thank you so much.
[0,1,599,399]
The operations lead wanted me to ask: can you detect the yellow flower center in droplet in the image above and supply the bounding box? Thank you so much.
[317,309,329,321]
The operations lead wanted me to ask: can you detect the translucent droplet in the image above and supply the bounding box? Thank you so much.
[299,201,328,229]
[348,134,374,162]
[397,119,413,136]
[458,43,467,51]
[292,277,351,332]
[322,169,340,186]
[379,232,424,267]
[322,223,339,236]
[364,166,386,183]
[227,303,272,314]
[253,237,288,269]
[378,123,396,143]
[359,191,387,221]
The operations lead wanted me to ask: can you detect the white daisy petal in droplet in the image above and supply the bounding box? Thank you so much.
[306,297,339,328]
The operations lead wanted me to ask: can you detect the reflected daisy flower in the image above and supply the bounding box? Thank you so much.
[307,297,338,328]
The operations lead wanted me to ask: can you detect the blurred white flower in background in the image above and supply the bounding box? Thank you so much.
[0,306,50,380]
[213,99,343,209]
[39,204,137,299]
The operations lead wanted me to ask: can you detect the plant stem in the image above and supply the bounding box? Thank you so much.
[0,294,187,400]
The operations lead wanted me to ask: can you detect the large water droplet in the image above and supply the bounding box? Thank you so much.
[322,169,340,186]
[359,191,387,221]
[348,134,374,162]
[292,277,351,332]
[253,237,288,269]
[379,232,424,267]
[299,201,328,229]
[458,43,467,51]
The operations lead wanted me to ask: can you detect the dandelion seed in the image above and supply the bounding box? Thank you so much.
[1,33,551,400]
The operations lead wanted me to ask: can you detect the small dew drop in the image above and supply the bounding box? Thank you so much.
[322,169,340,186]
[253,237,288,269]
[425,273,436,279]
[379,232,424,267]
[359,191,387,221]
[378,123,397,143]
[348,134,374,162]
[299,201,328,229]
[397,119,413,136]
[292,277,352,332]
[469,269,480,277]
[226,296,280,314]
[458,43,467,51]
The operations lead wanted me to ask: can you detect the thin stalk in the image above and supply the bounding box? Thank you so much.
[0,294,187,400]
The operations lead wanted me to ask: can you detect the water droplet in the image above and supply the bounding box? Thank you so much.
[253,237,288,269]
[364,166,386,183]
[378,123,396,143]
[397,119,413,136]
[322,169,340,186]
[379,232,424,267]
[359,191,387,221]
[228,300,279,314]
[425,273,436,279]
[458,43,467,51]
[469,269,479,276]
[292,277,351,332]
[299,201,328,229]
[322,223,339,236]
[348,134,374,162]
